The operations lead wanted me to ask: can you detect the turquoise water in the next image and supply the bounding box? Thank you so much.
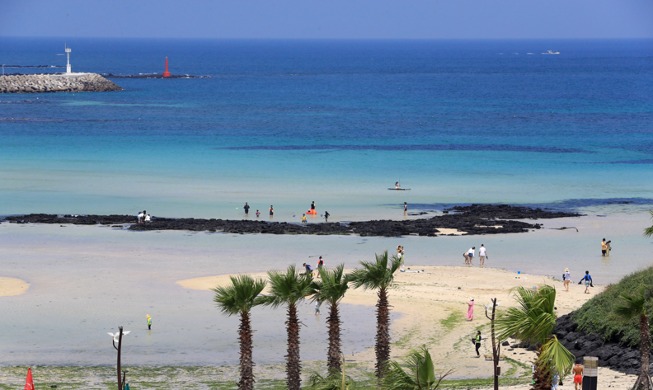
[1,38,653,219]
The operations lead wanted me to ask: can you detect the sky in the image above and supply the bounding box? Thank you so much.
[2,0,653,40]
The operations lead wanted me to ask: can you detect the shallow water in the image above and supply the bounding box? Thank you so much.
[1,209,651,365]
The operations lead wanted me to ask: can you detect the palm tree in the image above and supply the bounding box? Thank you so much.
[382,346,452,389]
[614,288,653,390]
[312,264,350,374]
[212,274,267,390]
[496,285,574,390]
[645,210,653,237]
[262,265,314,390]
[348,251,403,378]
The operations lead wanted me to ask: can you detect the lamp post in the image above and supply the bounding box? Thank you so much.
[108,326,130,390]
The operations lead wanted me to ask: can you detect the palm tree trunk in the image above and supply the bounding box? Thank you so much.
[532,347,552,390]
[239,311,254,390]
[376,287,390,378]
[327,302,342,374]
[286,304,302,390]
[633,313,653,390]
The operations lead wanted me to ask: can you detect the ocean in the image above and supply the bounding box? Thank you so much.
[2,38,653,369]
[1,38,653,220]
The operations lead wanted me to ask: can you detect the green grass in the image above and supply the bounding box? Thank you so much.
[439,310,463,332]
[571,266,653,348]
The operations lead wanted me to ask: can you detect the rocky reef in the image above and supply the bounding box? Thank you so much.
[0,73,122,93]
[2,204,581,237]
[555,313,652,375]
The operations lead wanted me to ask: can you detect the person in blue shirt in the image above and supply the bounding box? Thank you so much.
[578,270,593,294]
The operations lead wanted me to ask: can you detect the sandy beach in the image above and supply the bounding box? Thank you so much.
[0,276,29,296]
[179,266,637,389]
[0,210,650,388]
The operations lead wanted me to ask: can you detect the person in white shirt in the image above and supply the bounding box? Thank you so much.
[466,246,476,266]
[478,244,487,267]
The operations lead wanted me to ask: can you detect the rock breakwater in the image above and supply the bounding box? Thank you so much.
[0,73,122,93]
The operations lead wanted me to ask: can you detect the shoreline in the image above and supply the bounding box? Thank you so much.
[1,266,638,389]
[1,204,580,237]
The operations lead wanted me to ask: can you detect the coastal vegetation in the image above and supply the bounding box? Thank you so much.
[261,265,314,390]
[348,251,403,379]
[496,285,574,390]
[572,267,653,349]
[213,275,267,390]
[310,264,350,374]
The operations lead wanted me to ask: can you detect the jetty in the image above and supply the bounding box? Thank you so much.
[0,73,122,93]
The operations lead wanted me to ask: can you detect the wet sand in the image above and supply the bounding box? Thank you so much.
[0,210,650,388]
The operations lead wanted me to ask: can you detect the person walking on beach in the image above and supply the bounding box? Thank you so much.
[478,244,487,267]
[324,210,330,222]
[315,300,321,315]
[317,256,324,271]
[473,330,482,357]
[467,298,475,321]
[572,360,584,390]
[563,268,571,292]
[146,314,152,330]
[578,270,593,294]
[243,202,250,216]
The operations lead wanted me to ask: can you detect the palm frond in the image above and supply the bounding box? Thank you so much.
[213,274,267,316]
[539,335,575,376]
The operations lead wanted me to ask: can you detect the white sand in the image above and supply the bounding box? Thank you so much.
[0,277,29,296]
[179,266,637,389]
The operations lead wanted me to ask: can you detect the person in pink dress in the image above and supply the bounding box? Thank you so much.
[467,298,475,321]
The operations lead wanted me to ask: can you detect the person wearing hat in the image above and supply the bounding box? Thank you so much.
[562,268,571,292]
[467,297,475,321]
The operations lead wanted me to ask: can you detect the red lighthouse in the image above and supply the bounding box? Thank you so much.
[162,57,171,78]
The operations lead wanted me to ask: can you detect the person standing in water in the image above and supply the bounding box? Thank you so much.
[269,205,274,218]
[324,210,330,222]
[243,202,250,216]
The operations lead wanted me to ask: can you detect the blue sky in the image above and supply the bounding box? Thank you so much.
[2,0,653,40]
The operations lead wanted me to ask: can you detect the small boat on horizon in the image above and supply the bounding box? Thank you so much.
[542,50,560,55]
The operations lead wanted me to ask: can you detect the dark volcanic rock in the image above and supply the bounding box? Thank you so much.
[555,313,653,375]
[2,204,580,237]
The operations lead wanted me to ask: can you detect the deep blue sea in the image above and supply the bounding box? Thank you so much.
[2,38,653,220]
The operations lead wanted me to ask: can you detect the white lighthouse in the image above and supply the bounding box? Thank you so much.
[65,45,72,74]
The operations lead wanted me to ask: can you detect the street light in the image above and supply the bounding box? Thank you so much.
[108,326,130,390]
